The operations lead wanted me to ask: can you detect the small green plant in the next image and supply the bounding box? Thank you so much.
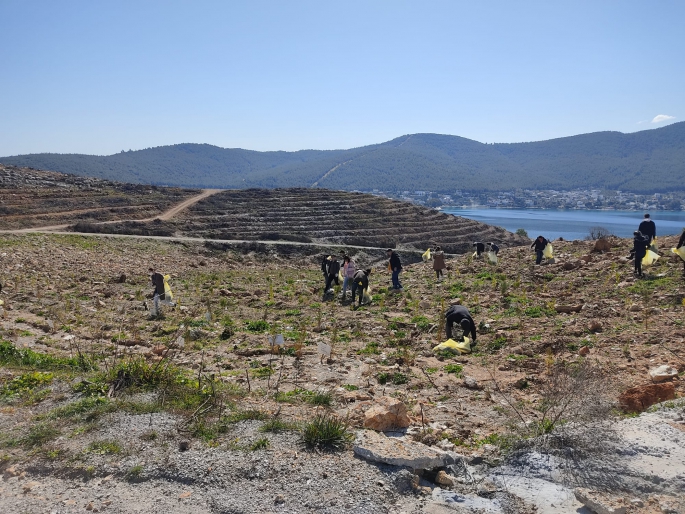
[245,320,270,333]
[301,414,353,450]
[342,384,359,391]
[516,228,528,238]
[307,390,333,406]
[22,423,60,448]
[357,342,380,355]
[250,437,270,451]
[87,440,122,455]
[411,315,431,331]
[126,465,144,480]
[444,364,463,376]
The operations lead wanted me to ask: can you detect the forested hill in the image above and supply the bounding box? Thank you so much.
[2,122,684,192]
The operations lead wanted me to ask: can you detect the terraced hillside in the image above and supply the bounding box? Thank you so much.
[171,188,528,253]
[0,164,197,230]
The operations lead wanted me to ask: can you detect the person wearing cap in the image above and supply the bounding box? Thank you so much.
[489,242,500,255]
[638,214,656,244]
[386,249,403,291]
[531,236,549,265]
[444,304,477,344]
[633,230,650,278]
[433,246,446,281]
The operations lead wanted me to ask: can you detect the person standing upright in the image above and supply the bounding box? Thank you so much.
[386,249,403,291]
[433,246,446,281]
[638,214,656,245]
[633,230,650,278]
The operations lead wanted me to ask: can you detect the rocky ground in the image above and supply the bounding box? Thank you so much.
[0,232,684,513]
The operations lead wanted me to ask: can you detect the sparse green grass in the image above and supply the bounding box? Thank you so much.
[245,320,270,333]
[22,423,60,448]
[0,339,95,371]
[87,440,122,455]
[259,419,298,433]
[250,437,270,451]
[357,342,380,355]
[342,384,359,391]
[301,414,353,450]
[377,372,409,385]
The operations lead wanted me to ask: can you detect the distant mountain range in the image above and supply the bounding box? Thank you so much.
[2,122,684,193]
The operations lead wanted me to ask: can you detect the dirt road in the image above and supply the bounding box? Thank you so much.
[0,189,222,234]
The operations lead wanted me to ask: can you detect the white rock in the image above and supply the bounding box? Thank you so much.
[353,430,457,470]
[649,365,678,383]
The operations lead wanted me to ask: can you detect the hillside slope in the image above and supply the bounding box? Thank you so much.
[2,122,684,192]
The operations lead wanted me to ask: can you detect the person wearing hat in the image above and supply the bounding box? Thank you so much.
[633,230,650,278]
[386,249,403,291]
[444,304,477,344]
[489,242,500,255]
[638,214,656,245]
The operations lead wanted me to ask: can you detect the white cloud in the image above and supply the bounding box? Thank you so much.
[651,114,675,124]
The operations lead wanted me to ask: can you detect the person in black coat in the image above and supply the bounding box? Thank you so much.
[638,214,656,244]
[386,249,403,290]
[489,242,500,255]
[473,242,485,257]
[531,236,549,265]
[633,230,650,278]
[444,305,477,343]
[351,268,371,307]
[324,256,340,293]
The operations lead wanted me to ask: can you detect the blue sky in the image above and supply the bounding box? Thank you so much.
[0,1,682,155]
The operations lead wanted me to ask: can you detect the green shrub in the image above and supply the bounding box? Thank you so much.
[411,315,431,331]
[307,390,333,406]
[245,320,270,333]
[301,414,353,450]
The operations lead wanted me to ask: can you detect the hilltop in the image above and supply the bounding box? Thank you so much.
[2,122,685,193]
[0,165,528,253]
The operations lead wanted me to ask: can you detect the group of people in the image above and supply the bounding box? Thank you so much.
[321,253,372,306]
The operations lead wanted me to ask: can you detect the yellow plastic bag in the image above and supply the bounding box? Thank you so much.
[433,337,471,355]
[543,244,554,259]
[642,249,660,266]
[486,251,498,264]
[671,247,685,261]
[422,248,432,262]
[650,237,658,252]
[362,285,372,304]
[338,269,344,282]
[163,274,173,301]
[472,251,478,258]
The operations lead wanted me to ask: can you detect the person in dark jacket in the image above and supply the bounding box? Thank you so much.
[149,267,166,314]
[433,246,446,280]
[324,256,340,293]
[473,242,485,258]
[531,236,549,265]
[489,242,500,255]
[677,229,685,275]
[638,214,656,244]
[386,249,403,290]
[351,268,371,307]
[633,230,650,278]
[444,305,477,343]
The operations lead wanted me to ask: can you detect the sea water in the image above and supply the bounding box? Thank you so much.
[443,208,685,241]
